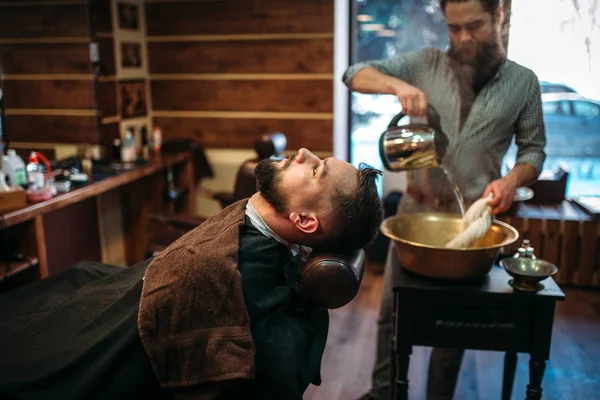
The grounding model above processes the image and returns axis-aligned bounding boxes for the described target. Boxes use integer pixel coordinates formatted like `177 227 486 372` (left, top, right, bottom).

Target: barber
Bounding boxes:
343 0 546 399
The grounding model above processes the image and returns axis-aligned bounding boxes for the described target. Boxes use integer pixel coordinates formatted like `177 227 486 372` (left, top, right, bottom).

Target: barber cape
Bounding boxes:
138 200 255 397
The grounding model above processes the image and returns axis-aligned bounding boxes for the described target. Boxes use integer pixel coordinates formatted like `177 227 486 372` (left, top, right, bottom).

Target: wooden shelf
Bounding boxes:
0 257 39 281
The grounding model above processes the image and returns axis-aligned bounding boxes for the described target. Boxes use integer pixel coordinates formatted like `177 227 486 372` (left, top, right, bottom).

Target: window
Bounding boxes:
542 101 559 115
347 0 600 197
572 101 600 118
503 0 600 196
348 0 448 194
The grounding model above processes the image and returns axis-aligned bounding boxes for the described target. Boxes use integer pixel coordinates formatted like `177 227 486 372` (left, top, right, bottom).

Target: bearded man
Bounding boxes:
0 148 384 400
343 0 547 399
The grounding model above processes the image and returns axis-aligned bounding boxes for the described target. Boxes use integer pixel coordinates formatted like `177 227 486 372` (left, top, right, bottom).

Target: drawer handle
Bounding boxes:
435 320 515 330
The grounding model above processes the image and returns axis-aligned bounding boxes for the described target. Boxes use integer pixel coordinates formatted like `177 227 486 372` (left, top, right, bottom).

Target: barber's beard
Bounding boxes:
254 159 288 214
448 34 505 92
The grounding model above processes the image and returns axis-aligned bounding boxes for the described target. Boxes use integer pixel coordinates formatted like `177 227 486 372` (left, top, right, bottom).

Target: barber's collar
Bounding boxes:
246 199 300 258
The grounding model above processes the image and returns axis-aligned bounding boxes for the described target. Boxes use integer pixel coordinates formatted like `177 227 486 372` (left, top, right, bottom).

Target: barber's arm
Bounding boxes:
342 49 432 116
484 79 547 215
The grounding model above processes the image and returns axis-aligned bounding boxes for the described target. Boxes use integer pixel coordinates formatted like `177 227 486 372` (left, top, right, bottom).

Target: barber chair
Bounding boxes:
301 249 366 309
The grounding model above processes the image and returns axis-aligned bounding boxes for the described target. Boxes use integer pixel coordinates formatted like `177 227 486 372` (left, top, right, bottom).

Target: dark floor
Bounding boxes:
305 264 600 400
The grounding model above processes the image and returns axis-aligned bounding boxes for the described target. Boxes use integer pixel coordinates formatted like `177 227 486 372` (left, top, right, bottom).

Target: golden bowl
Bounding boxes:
380 213 519 280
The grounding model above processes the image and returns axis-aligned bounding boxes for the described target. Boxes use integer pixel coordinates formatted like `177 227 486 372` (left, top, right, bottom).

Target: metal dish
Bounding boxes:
380 213 519 281
499 257 558 292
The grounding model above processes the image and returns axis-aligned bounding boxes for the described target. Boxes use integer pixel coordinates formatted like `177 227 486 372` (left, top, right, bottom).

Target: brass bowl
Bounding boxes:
380 213 519 280
499 258 558 292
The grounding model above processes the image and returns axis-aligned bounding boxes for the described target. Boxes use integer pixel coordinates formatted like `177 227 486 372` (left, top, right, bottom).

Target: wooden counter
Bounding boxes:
4 152 192 227
0 152 194 289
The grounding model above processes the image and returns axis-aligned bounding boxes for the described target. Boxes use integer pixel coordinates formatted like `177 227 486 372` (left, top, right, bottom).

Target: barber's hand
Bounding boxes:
482 178 517 215
395 81 427 117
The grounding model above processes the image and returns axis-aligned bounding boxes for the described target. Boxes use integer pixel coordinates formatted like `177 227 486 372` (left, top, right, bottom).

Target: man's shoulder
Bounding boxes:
504 58 539 82
154 199 249 263
405 46 445 62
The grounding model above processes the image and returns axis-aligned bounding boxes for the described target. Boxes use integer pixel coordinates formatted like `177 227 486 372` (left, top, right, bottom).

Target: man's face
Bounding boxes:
255 148 358 224
445 0 502 67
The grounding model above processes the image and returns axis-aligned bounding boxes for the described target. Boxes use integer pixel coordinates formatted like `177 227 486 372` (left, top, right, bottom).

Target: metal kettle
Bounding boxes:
379 105 449 171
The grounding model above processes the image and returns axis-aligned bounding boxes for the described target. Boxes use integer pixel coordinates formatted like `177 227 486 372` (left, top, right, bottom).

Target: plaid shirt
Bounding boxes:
343 47 546 205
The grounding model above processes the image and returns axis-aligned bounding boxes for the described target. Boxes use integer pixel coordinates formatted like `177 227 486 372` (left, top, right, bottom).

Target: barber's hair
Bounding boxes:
323 163 384 255
440 0 501 15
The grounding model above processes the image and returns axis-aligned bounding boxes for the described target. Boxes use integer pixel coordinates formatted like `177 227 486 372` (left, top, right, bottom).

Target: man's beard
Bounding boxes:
448 33 505 93
254 159 288 214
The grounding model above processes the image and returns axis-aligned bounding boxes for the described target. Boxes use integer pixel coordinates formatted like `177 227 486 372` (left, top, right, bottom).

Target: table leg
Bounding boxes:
502 352 517 400
395 349 411 400
525 359 546 400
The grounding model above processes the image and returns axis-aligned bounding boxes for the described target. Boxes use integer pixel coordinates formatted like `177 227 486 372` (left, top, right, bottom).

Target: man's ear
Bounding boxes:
289 212 319 234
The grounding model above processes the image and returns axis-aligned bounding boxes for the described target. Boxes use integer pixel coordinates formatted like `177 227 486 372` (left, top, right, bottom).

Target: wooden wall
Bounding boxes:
0 0 101 156
145 0 335 151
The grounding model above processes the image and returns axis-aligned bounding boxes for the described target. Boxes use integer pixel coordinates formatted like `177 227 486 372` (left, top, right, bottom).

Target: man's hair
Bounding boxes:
440 0 500 15
322 163 384 255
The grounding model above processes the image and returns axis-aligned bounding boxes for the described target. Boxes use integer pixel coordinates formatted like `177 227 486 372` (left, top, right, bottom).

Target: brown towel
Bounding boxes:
138 199 255 398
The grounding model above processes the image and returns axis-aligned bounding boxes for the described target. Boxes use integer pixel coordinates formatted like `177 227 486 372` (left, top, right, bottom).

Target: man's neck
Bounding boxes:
248 193 290 241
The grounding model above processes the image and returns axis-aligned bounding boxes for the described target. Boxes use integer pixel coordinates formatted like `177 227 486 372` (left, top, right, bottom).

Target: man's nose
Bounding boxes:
296 148 319 163
459 29 473 44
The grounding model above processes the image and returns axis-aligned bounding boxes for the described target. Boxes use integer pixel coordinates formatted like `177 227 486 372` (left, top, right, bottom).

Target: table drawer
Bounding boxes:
397 295 533 352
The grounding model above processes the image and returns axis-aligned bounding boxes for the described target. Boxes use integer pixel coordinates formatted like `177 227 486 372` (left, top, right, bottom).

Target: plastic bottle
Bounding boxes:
0 171 10 191
152 126 162 153
2 149 27 187
121 130 136 162
26 152 48 190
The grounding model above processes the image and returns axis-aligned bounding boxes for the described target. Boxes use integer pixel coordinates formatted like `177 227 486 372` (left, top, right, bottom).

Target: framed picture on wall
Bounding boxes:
121 42 142 68
117 2 139 30
119 79 147 119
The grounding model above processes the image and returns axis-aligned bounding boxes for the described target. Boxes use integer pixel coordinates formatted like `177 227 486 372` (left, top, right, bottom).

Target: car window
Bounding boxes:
542 101 571 115
572 101 600 118
559 101 571 115
542 101 559 114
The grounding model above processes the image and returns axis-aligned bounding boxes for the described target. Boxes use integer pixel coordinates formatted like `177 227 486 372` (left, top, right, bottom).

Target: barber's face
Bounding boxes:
255 148 358 217
445 0 502 66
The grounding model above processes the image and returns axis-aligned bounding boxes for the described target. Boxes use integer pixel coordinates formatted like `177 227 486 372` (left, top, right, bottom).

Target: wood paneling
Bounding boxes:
95 80 118 117
5 115 99 143
151 80 333 113
96 37 116 76
146 0 333 36
148 39 333 74
15 148 56 162
99 121 120 154
0 43 91 74
89 0 113 34
146 0 335 151
3 80 94 109
153 116 332 150
0 4 89 38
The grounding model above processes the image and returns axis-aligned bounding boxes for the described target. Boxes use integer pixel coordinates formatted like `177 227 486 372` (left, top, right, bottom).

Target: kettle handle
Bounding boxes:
387 105 442 130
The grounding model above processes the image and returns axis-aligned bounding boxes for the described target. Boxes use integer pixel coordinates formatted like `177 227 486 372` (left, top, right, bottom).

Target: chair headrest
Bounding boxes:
254 132 287 159
300 249 366 309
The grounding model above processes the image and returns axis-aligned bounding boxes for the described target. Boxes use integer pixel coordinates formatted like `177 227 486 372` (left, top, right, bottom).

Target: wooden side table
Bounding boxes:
390 252 565 400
